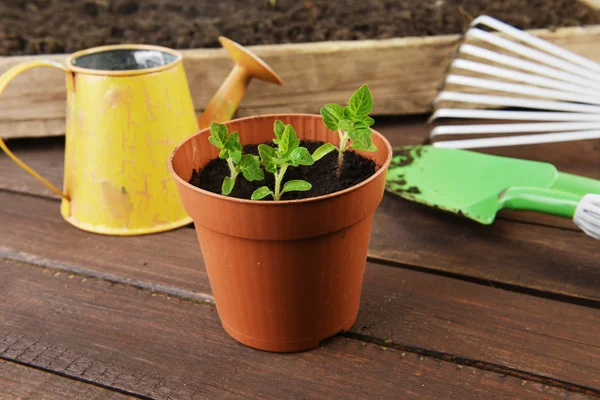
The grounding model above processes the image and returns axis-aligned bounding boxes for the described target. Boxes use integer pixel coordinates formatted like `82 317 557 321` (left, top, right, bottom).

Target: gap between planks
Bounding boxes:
2 116 598 233
0 358 144 400
0 256 600 398
1 181 598 305
2 249 600 397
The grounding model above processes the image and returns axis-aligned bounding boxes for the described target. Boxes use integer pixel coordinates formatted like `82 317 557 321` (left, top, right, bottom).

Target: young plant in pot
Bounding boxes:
168 85 392 352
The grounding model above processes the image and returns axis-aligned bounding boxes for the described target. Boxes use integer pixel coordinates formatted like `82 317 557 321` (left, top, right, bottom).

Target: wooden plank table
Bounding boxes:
0 117 598 399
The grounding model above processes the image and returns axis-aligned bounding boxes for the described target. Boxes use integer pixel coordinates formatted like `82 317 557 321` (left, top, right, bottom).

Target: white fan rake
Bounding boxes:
428 15 600 149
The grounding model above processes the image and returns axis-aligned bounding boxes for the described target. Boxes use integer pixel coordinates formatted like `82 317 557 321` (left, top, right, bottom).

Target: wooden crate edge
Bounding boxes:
1 24 600 139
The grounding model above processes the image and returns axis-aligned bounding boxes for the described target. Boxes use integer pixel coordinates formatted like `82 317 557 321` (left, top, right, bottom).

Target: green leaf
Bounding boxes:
320 104 345 130
281 180 312 194
312 143 336 161
251 186 274 200
230 150 242 164
288 147 314 167
221 176 235 196
208 122 228 149
355 128 372 147
224 131 242 150
343 106 353 120
258 144 278 173
274 120 285 144
349 141 377 152
361 116 375 126
348 84 373 118
338 119 353 133
238 155 264 181
218 149 228 160
353 121 370 130
278 124 300 157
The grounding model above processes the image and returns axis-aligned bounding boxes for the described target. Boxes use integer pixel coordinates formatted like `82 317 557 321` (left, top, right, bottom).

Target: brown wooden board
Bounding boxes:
1 191 600 391
0 190 211 300
0 360 133 399
369 194 599 300
0 258 593 400
1 165 597 303
2 117 597 232
0 137 64 199
1 25 600 139
355 261 600 393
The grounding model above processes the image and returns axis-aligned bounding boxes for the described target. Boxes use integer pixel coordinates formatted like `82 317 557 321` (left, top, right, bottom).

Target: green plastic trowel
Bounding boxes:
385 145 600 240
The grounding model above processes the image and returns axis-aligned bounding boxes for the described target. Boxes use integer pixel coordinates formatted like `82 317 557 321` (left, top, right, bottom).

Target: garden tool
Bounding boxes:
0 37 283 236
385 145 600 240
429 15 600 149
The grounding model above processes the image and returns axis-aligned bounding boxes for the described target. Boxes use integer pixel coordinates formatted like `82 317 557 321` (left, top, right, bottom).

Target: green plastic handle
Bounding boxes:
552 172 600 196
498 187 582 218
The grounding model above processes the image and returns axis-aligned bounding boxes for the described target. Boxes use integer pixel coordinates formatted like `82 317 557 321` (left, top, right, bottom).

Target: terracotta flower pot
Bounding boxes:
168 114 392 352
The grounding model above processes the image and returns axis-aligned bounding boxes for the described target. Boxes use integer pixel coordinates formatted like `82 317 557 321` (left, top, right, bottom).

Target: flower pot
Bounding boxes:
168 114 392 352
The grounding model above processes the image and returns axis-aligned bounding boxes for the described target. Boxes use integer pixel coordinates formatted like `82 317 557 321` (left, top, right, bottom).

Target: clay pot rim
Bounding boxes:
168 113 393 206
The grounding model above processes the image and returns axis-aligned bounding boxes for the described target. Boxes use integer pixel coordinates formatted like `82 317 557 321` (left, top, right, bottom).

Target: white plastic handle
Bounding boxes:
574 194 600 240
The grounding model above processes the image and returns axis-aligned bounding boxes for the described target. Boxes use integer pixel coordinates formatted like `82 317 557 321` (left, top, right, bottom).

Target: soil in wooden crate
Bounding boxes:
189 140 377 201
2 0 599 56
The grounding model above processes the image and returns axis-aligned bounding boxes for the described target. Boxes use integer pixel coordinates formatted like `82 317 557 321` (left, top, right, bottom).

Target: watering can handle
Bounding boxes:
499 187 600 240
0 60 69 201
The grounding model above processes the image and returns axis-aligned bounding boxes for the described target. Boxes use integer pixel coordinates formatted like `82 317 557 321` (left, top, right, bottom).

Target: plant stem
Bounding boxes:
226 158 238 180
337 130 349 178
274 163 288 201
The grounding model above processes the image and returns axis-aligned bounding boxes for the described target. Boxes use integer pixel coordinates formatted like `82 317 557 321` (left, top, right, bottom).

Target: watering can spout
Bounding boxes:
197 36 284 130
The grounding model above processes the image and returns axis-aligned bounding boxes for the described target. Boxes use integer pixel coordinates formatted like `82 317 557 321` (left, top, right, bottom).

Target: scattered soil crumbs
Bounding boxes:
189 140 377 201
2 0 599 55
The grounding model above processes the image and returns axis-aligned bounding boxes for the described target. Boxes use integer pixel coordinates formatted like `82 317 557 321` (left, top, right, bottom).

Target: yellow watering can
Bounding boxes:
0 37 283 235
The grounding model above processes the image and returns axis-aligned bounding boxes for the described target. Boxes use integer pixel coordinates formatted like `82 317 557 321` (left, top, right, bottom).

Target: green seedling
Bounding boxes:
316 84 377 177
252 121 314 201
208 122 264 196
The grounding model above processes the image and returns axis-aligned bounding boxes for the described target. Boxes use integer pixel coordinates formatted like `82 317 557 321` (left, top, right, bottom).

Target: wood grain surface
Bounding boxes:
2 117 598 233
1 190 599 392
1 116 598 398
0 360 134 400
1 25 600 138
0 259 593 400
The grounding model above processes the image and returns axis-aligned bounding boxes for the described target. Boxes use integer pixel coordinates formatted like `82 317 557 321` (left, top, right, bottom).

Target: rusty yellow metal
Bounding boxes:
0 39 283 236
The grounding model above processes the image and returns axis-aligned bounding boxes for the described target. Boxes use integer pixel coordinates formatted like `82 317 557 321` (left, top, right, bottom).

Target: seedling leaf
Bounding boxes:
355 128 373 147
274 120 285 144
238 154 264 181
252 186 274 200
350 141 377 152
225 131 242 149
343 106 353 120
208 122 228 149
362 116 375 126
222 177 235 195
282 180 311 194
348 84 373 117
278 124 300 157
230 150 242 164
288 147 314 167
317 84 377 178
338 119 353 133
258 144 278 173
312 143 336 161
320 104 345 130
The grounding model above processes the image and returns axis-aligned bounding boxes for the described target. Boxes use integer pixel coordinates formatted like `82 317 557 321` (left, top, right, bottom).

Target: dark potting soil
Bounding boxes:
189 140 377 201
2 0 599 56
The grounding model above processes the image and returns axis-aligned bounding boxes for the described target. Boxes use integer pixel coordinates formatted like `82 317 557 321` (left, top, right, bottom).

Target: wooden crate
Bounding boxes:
1 24 600 139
